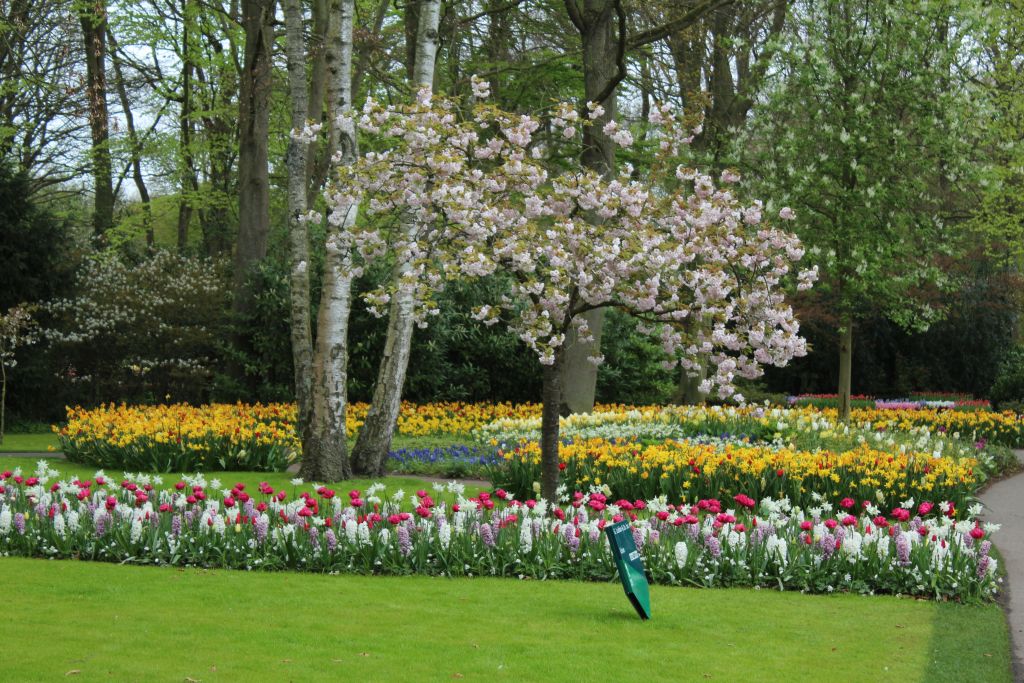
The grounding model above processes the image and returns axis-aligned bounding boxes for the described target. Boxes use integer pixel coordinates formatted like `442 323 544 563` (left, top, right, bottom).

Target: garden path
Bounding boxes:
981 449 1024 681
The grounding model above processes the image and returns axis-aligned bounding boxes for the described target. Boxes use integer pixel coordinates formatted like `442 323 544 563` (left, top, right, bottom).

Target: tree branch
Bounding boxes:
627 0 734 51
563 0 584 33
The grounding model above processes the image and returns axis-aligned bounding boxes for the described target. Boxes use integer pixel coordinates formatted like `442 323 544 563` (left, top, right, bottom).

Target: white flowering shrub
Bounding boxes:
41 251 228 404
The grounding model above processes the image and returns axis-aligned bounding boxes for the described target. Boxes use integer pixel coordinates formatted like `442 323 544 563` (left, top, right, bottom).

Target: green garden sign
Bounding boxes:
605 520 651 620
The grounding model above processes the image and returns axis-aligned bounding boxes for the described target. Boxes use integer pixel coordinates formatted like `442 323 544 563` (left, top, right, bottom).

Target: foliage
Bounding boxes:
40 251 228 406
739 0 978 332
0 164 80 311
0 306 38 443
990 346 1024 411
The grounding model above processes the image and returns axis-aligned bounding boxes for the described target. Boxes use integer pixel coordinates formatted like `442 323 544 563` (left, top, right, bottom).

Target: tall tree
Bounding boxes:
300 0 361 481
558 0 730 413
232 0 275 355
740 0 975 420
350 0 442 475
0 0 87 192
284 0 313 452
107 26 154 247
79 0 115 236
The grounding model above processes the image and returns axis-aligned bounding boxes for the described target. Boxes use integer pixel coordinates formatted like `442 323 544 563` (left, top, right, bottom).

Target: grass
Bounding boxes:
0 432 59 452
0 557 1010 682
0 456 488 498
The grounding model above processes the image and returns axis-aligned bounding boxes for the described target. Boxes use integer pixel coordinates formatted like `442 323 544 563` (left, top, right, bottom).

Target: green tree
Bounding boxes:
740 0 977 420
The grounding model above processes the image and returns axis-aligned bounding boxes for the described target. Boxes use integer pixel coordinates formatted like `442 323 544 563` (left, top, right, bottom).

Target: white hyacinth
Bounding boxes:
674 541 688 569
357 521 371 546
519 520 532 553
0 507 11 536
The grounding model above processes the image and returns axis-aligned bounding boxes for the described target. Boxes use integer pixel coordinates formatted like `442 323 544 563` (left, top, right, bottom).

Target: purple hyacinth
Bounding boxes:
171 514 182 538
589 528 601 543
895 533 911 566
397 524 413 556
243 499 255 518
34 502 45 518
480 523 496 548
14 513 25 535
325 528 338 552
255 516 269 544
686 521 700 541
648 529 660 545
563 523 580 554
704 533 722 558
94 513 108 536
977 540 992 579
819 532 836 561
309 526 320 551
632 526 645 551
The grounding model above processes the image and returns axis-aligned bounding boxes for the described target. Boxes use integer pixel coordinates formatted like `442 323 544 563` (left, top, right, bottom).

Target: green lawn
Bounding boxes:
0 557 1010 682
0 432 59 452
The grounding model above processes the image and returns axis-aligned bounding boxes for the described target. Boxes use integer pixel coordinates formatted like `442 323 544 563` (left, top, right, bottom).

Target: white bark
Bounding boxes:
351 0 441 475
301 0 358 482
412 0 442 90
284 0 313 442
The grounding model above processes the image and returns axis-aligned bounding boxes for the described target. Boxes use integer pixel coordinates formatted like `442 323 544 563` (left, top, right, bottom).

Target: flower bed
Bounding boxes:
58 403 300 472
0 462 1000 601
492 438 981 512
56 402 1023 477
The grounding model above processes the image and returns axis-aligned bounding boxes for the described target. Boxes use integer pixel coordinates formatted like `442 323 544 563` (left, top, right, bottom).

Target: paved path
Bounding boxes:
981 449 1024 680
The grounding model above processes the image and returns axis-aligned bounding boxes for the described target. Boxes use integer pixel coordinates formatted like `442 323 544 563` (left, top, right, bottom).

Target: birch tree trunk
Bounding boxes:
350 0 441 476
284 0 313 448
301 0 359 482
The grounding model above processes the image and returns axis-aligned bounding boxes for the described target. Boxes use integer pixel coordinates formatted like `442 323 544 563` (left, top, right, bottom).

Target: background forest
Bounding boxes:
2 0 1023 424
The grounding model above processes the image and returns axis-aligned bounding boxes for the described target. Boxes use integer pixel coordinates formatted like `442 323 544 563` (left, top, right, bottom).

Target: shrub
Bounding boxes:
41 251 228 406
990 346 1024 411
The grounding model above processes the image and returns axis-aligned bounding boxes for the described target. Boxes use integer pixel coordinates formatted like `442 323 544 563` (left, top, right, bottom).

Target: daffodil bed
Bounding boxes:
481 406 1019 511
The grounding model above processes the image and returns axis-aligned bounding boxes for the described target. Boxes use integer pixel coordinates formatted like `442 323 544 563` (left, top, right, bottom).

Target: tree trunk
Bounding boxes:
231 0 275 378
300 0 359 482
79 0 115 237
303 201 356 483
350 0 441 475
559 0 619 414
107 28 153 248
177 0 197 253
284 0 314 448
673 359 707 405
540 354 564 502
838 319 853 422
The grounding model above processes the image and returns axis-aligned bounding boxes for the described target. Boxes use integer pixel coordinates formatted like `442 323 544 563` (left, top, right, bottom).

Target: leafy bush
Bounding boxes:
990 346 1024 410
